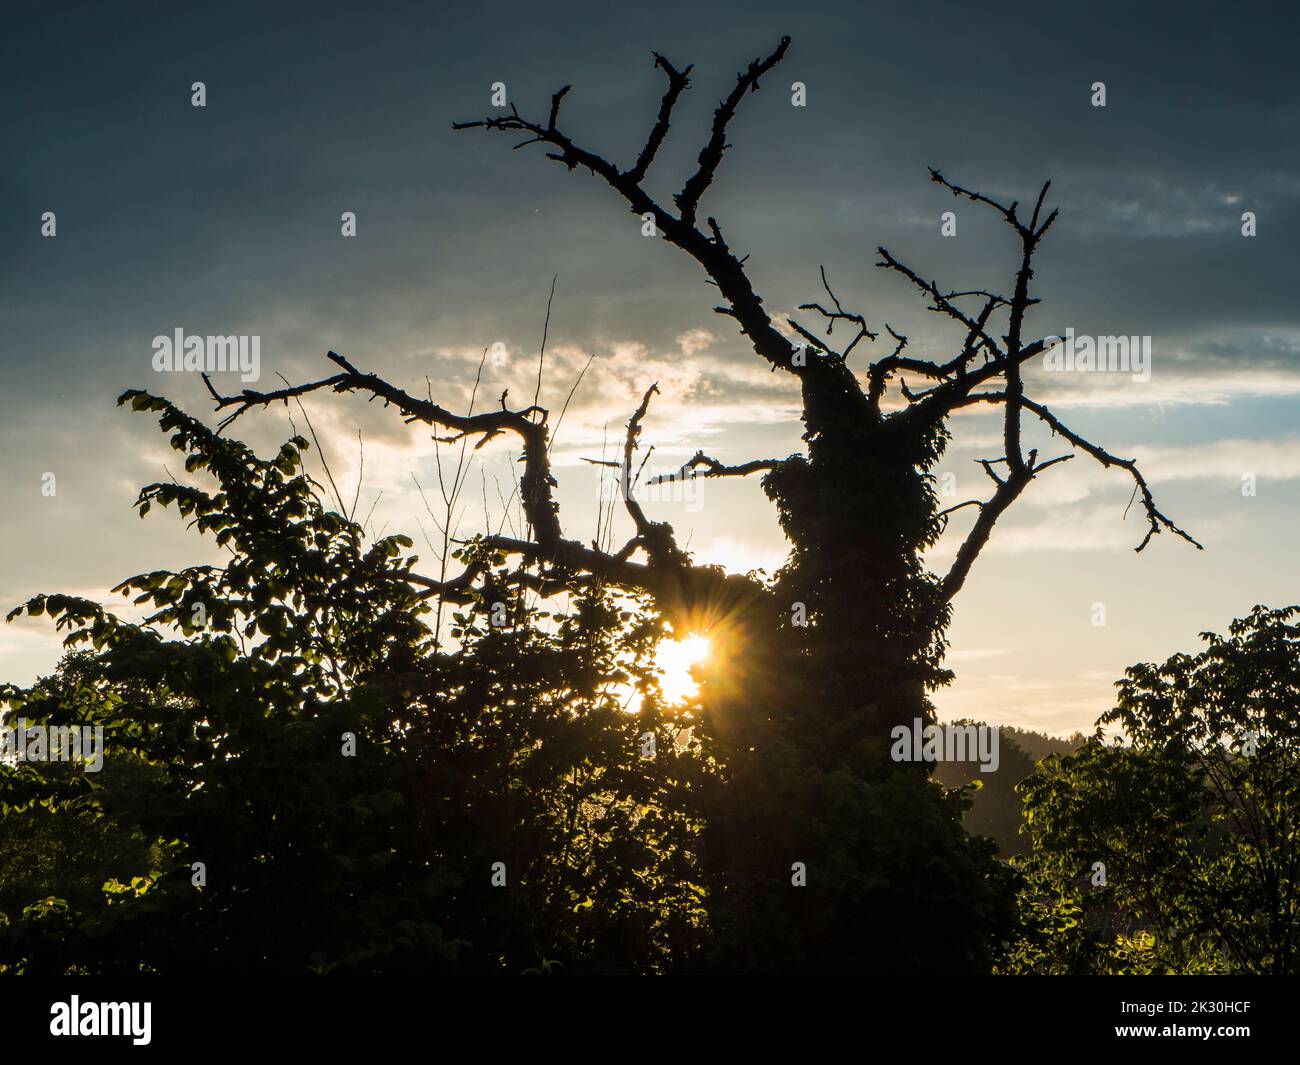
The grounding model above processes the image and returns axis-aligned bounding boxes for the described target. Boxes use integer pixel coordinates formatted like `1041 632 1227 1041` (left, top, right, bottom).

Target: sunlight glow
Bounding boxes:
656 634 712 705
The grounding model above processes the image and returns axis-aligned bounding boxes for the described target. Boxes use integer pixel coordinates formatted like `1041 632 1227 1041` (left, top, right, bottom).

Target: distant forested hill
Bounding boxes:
933 724 1087 858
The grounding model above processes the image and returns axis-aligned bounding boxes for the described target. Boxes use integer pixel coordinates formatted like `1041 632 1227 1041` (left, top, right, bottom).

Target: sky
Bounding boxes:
2 0 1299 735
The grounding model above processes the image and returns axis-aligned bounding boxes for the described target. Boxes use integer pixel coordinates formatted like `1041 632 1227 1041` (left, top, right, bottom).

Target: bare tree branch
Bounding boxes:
950 391 1205 555
205 350 562 548
453 36 868 406
675 36 791 224
616 383 686 567
796 266 878 360
628 53 693 183
940 461 1034 600
646 450 782 485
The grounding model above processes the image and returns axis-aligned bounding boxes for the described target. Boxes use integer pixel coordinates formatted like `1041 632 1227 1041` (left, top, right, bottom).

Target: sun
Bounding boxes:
655 634 712 704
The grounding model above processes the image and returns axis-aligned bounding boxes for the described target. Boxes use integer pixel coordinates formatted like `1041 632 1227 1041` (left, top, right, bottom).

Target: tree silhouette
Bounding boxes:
4 37 1205 975
1007 606 1300 975
195 36 1198 971
206 36 1195 719
2 399 708 974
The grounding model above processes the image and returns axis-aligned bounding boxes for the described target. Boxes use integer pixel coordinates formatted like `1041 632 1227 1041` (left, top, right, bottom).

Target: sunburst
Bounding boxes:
655 633 712 704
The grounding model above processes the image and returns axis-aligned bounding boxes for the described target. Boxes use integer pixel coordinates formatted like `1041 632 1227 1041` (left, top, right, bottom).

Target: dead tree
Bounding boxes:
204 37 1198 751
